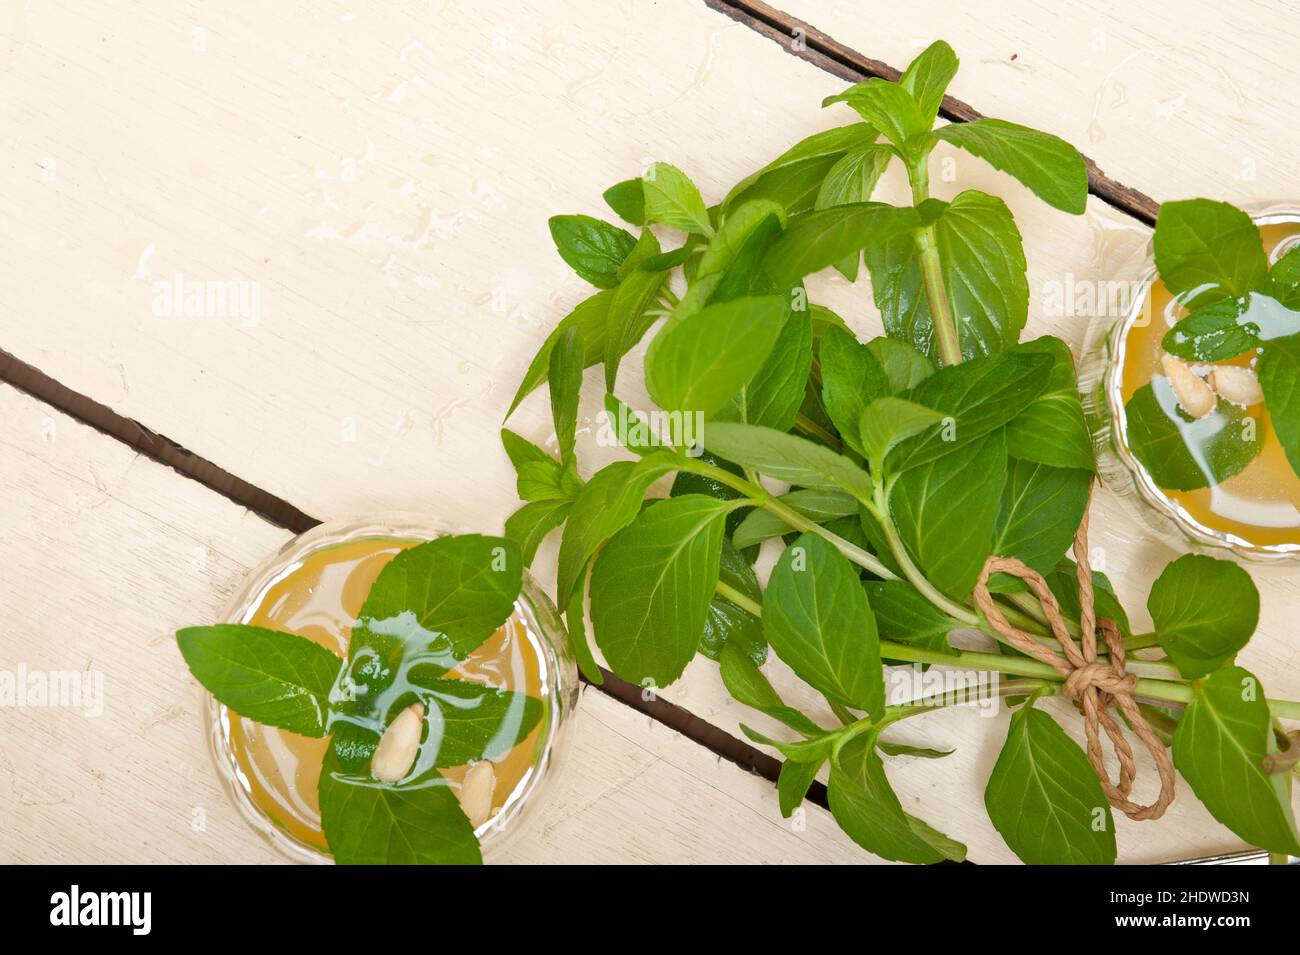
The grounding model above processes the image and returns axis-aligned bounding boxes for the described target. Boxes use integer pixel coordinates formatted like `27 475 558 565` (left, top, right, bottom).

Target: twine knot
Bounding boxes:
972 483 1176 822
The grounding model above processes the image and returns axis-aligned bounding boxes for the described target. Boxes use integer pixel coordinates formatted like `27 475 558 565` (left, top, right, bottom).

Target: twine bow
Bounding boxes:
972 482 1176 821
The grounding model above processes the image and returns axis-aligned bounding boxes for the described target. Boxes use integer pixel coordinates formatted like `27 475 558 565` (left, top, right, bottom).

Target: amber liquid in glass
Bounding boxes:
227 536 546 853
1120 223 1300 546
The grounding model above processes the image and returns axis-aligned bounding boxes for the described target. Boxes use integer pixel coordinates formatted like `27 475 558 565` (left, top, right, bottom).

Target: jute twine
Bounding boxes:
972 482 1176 821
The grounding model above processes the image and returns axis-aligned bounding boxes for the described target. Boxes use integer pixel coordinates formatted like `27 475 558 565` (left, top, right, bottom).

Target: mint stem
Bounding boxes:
907 153 963 367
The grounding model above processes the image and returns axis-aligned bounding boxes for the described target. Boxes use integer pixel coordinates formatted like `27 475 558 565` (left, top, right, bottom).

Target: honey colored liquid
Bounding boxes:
1121 223 1300 546
227 536 546 853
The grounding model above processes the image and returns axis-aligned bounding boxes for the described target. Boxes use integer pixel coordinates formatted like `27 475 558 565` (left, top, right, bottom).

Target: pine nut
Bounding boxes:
371 702 424 782
1161 354 1216 418
460 759 496 827
1208 365 1264 407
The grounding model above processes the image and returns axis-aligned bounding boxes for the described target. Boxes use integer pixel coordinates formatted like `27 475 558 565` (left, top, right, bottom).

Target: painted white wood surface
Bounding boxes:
0 384 867 864
0 0 1295 863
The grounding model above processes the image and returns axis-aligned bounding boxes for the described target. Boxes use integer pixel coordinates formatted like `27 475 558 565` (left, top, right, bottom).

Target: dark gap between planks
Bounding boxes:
706 0 1160 225
0 346 827 812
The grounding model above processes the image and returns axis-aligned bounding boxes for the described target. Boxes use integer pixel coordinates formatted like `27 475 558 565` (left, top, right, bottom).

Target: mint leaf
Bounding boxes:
1267 244 1300 308
890 430 1008 599
547 215 637 288
1258 331 1300 479
602 268 667 392
555 453 679 608
500 429 566 502
819 324 891 455
829 736 966 863
859 396 945 475
934 119 1087 214
1148 554 1259 679
176 625 342 737
603 179 645 225
548 324 584 463
990 459 1091 576
718 640 823 737
899 40 959 124
641 162 713 236
700 539 766 666
504 498 570 566
1004 336 1094 470
1124 380 1260 491
778 758 823 819
824 79 928 147
564 573 605 686
704 422 874 500
616 228 663 279
318 752 480 865
589 495 731 686
403 676 544 767
864 190 1028 361
866 336 936 393
1162 299 1259 362
764 532 884 712
644 295 788 416
1154 199 1267 302
732 487 858 549
863 580 960 650
506 289 612 418
723 304 812 431
764 203 920 286
814 146 892 211
723 124 878 215
697 200 786 279
984 703 1116 864
1173 667 1300 855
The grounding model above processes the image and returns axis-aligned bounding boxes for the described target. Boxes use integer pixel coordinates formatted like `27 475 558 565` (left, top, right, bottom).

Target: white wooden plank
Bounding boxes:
0 383 866 864
771 0 1299 206
0 0 1296 863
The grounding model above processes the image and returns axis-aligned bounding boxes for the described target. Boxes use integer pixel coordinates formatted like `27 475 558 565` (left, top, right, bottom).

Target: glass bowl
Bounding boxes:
1079 201 1300 560
201 513 579 863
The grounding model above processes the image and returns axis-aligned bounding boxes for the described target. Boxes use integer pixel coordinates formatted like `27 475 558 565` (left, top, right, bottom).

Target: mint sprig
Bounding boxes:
177 534 541 865
502 39 1300 864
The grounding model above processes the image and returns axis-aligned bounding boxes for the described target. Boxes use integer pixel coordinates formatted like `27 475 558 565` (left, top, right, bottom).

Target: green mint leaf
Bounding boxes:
603 178 645 225
890 430 1008 599
829 736 966 863
616 228 663 280
1004 336 1095 470
353 535 523 671
899 40 959 124
1162 299 1259 362
984 703 1117 864
823 79 929 147
859 396 945 475
815 145 893 210
866 336 936 393
176 624 342 737
697 200 786 280
644 295 789 416
589 495 732 687
1148 554 1259 679
764 203 920 286
506 289 612 419
933 119 1087 214
1267 244 1300 308
719 640 823 737
877 741 954 759
819 324 891 455
400 676 543 767
732 487 858 549
887 350 1052 472
700 539 767 666
318 752 480 865
864 190 1028 361
602 393 666 455
641 162 713 236
721 304 813 432
1173 666 1300 855
555 453 680 608
548 324 584 463
670 451 750 540
1258 331 1300 479
863 580 961 650
602 268 667 392
564 573 605 686
1154 199 1267 302
703 422 875 500
1124 380 1260 491
500 429 566 502
990 459 1092 576
723 124 878 215
547 214 637 289
778 758 824 818
764 532 884 712
504 498 571 566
